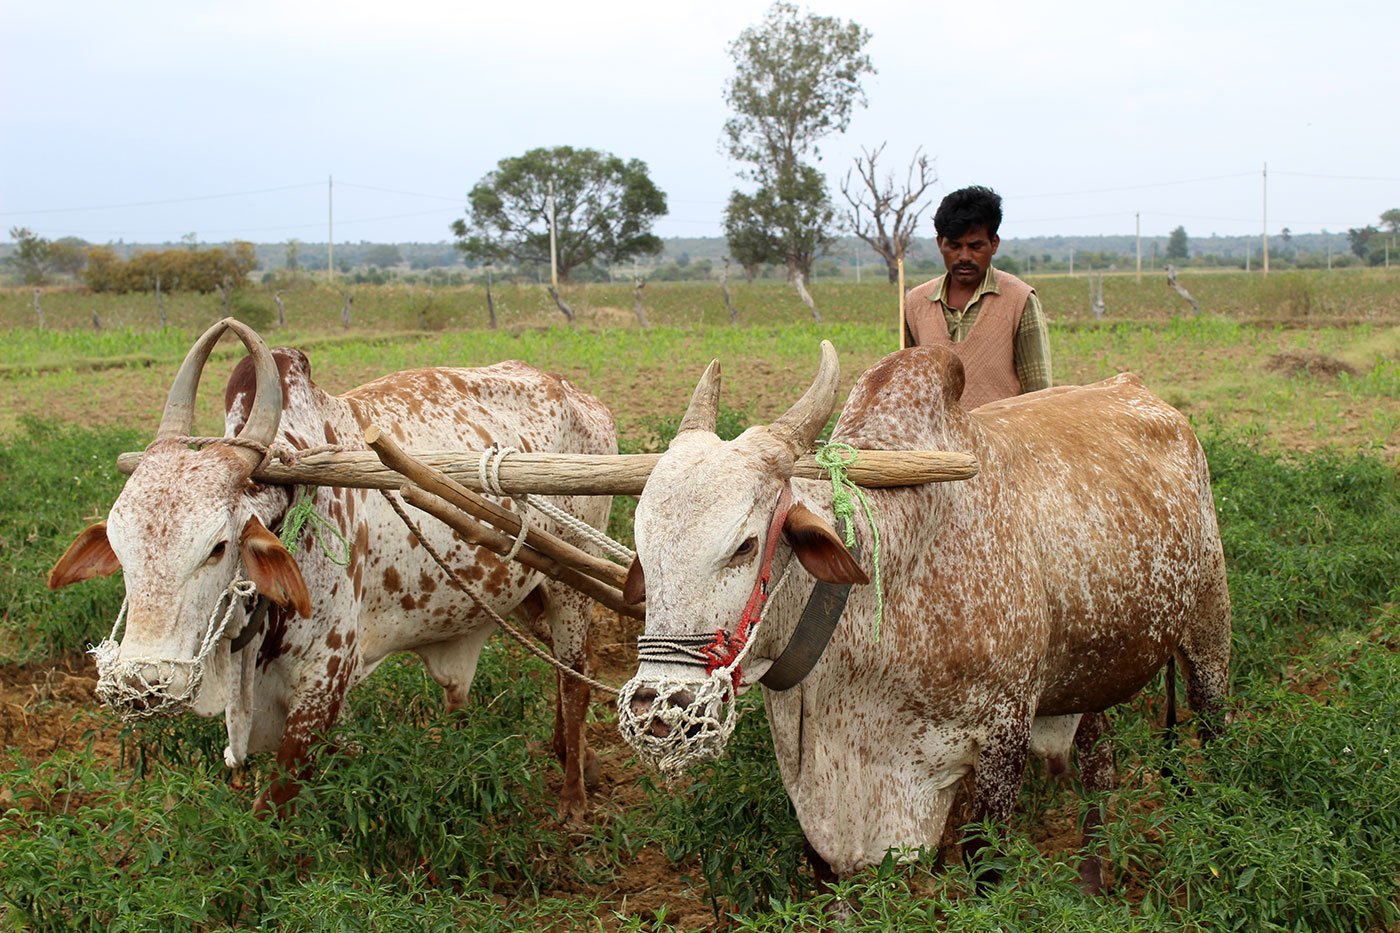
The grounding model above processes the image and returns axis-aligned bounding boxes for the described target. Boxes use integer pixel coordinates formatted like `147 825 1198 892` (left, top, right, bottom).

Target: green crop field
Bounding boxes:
1 277 1398 930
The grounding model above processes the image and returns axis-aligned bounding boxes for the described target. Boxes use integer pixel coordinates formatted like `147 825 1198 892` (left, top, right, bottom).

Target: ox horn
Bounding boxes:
155 317 282 475
671 358 722 444
767 340 840 461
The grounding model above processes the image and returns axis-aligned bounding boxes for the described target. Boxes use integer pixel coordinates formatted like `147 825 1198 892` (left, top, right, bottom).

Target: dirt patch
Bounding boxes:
1265 350 1360 379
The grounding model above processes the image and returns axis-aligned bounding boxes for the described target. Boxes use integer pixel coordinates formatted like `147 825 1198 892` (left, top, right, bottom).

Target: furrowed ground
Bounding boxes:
1 271 1398 930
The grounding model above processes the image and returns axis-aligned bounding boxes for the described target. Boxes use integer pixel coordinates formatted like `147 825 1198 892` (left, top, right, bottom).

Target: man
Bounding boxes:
904 186 1052 409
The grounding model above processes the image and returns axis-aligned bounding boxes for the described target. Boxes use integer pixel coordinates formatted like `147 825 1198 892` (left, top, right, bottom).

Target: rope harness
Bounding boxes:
91 578 256 720
617 484 801 775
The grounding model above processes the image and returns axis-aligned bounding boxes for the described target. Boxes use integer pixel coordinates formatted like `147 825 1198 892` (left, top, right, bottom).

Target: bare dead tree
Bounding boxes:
840 143 936 284
484 267 498 330
273 291 286 328
721 258 740 325
793 272 821 324
155 275 167 328
1165 265 1202 316
632 277 650 328
33 288 43 331
546 285 577 327
340 291 353 329
217 277 232 317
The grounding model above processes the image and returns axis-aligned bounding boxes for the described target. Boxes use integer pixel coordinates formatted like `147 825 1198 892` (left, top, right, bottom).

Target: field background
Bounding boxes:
1 270 1398 930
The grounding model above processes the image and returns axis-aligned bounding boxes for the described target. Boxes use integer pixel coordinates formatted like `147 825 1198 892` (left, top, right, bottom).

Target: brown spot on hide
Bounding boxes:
417 571 437 594
401 594 417 611
323 420 339 444
325 630 342 650
383 566 402 593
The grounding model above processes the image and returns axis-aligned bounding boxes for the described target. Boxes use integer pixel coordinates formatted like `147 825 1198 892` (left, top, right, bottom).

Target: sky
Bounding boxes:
2 0 1397 247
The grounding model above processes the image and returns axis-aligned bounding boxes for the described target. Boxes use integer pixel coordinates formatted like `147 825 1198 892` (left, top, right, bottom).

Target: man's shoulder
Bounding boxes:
906 274 945 303
992 268 1035 301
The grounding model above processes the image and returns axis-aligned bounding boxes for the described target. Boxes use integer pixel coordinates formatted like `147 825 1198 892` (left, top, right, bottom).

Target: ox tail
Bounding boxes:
1161 654 1179 786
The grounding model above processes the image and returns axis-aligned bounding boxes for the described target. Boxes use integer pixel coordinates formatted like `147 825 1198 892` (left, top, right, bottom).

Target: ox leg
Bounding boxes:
253 675 351 816
523 582 595 824
1073 711 1115 895
964 710 1033 889
1180 549 1232 743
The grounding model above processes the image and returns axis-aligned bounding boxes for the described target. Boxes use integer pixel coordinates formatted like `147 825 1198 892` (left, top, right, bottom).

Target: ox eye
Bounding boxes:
206 541 227 565
727 536 758 566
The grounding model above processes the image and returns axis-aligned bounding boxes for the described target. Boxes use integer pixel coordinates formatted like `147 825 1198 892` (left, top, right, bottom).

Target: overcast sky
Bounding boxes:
2 0 1397 246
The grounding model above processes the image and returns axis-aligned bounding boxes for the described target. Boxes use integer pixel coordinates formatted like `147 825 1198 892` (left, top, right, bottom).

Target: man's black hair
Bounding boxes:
933 186 1003 240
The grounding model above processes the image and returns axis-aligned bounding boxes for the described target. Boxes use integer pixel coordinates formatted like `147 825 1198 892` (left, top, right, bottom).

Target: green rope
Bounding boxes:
278 486 351 566
813 441 884 640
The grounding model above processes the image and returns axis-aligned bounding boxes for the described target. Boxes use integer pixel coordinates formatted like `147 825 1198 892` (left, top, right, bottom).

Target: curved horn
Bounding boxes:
767 340 840 461
671 358 722 444
156 318 282 474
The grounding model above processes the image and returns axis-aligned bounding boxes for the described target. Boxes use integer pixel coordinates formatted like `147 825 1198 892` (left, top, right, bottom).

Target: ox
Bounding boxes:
49 319 615 819
621 341 1230 888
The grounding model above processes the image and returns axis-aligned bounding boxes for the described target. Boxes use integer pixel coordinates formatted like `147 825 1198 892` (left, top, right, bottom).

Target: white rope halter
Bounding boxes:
616 558 795 775
90 577 256 721
477 444 635 563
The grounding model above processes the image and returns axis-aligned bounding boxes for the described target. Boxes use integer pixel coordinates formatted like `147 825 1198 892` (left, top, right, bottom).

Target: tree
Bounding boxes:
840 143 935 283
1166 225 1189 260
4 228 52 284
364 244 403 268
451 146 667 283
724 162 836 281
1380 208 1400 234
284 239 301 272
723 3 874 278
1347 225 1377 259
47 237 89 277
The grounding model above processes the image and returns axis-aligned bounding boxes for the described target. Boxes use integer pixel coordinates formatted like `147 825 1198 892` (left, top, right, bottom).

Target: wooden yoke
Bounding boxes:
365 425 642 620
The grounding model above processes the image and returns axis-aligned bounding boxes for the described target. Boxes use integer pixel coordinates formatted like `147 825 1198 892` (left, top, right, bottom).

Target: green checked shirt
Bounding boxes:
922 266 1053 393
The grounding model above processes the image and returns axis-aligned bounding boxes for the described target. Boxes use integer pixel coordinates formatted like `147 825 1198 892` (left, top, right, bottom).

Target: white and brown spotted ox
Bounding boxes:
49 319 615 820
622 341 1230 888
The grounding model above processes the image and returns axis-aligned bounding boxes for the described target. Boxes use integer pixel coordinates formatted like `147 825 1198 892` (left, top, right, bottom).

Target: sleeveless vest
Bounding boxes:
904 269 1034 409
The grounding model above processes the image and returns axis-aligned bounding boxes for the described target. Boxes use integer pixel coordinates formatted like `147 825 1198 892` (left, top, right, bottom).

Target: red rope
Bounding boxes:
701 484 793 688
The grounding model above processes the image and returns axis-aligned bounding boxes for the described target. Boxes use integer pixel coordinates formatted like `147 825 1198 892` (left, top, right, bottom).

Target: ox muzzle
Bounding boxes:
91 578 256 721
617 668 740 776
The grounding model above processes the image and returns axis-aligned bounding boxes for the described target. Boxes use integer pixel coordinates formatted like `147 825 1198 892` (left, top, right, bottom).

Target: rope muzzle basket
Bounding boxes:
90 577 257 721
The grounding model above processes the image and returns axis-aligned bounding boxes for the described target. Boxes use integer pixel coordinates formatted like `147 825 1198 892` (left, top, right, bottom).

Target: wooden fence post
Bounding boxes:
721 259 739 325
1165 265 1202 316
793 272 821 324
33 288 43 331
632 277 650 328
546 285 577 327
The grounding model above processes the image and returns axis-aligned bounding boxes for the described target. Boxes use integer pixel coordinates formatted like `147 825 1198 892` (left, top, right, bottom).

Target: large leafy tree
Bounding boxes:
452 146 667 282
724 163 835 281
5 227 51 284
1167 225 1189 260
722 3 874 279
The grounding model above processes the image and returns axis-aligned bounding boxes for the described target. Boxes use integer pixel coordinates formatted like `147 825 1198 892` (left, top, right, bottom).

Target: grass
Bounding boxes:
2 303 1398 929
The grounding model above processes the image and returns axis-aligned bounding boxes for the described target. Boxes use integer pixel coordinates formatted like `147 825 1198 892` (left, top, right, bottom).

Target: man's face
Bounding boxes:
937 226 999 288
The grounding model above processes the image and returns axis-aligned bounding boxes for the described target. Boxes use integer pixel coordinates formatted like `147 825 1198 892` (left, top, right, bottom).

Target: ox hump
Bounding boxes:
225 347 311 429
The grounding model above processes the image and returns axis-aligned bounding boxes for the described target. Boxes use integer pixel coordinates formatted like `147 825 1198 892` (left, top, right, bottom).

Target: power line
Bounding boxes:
1273 171 1400 183
0 182 324 216
1009 171 1256 200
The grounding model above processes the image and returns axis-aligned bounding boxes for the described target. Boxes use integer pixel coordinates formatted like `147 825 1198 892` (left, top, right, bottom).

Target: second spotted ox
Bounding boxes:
50 320 615 818
622 342 1230 886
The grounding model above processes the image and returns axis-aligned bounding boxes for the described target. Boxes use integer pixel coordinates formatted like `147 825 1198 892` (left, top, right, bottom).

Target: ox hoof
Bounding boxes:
1078 857 1106 896
583 748 602 791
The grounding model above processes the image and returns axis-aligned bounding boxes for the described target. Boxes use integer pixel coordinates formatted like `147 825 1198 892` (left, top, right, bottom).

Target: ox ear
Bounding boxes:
48 521 121 589
239 516 312 617
783 503 870 586
623 557 646 606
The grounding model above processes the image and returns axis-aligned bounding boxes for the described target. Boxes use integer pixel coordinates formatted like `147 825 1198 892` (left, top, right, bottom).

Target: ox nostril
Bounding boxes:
629 687 659 724
669 689 696 709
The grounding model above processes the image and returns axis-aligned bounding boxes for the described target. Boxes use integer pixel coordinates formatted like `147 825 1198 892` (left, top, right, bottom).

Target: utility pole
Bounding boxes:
328 175 334 283
1262 162 1269 277
547 179 559 290
1069 247 1074 276
1135 213 1142 283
